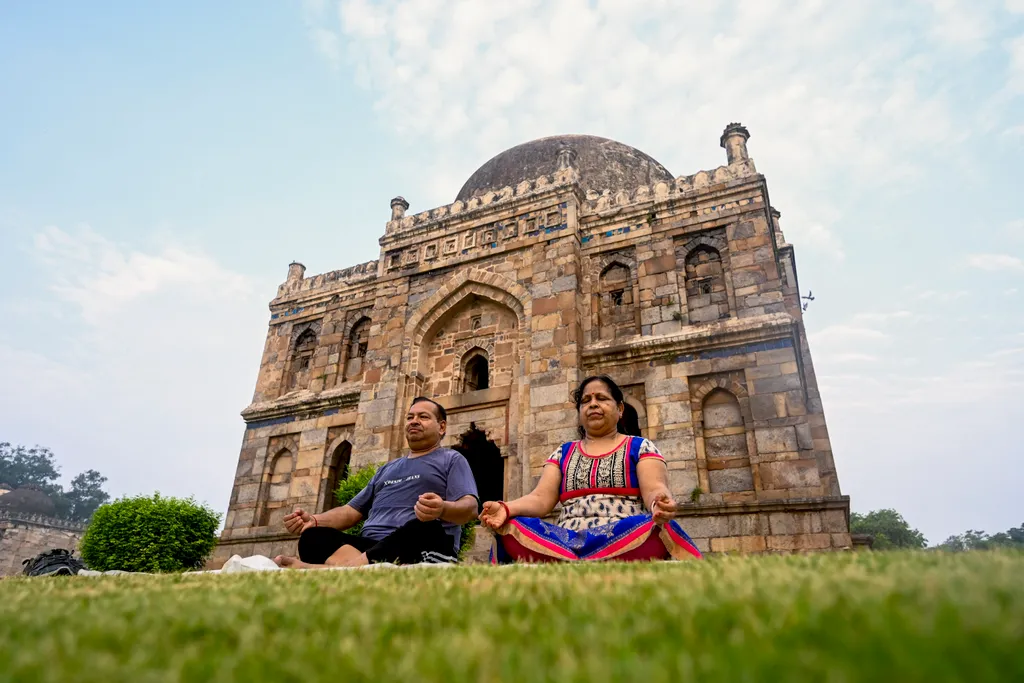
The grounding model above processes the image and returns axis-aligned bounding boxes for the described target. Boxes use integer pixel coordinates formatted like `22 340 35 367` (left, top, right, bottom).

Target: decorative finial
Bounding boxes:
287 261 306 282
390 196 410 221
720 123 751 165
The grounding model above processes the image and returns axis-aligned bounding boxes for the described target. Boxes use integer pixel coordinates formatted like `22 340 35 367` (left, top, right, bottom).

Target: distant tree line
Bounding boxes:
851 508 1023 552
0 442 110 522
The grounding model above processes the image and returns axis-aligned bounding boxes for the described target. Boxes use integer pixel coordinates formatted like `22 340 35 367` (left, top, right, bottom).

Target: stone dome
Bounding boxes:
456 135 674 201
0 487 57 516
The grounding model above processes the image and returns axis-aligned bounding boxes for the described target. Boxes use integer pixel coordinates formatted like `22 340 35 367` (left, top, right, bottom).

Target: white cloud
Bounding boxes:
966 253 1024 271
0 227 269 514
1008 35 1024 92
1008 0 1024 13
33 226 252 325
321 2 966 179
1005 288 1019 295
309 27 342 70
925 0 995 51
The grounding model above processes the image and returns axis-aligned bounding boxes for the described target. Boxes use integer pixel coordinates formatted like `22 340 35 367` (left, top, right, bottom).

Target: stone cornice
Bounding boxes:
241 387 361 424
582 313 796 366
676 495 849 517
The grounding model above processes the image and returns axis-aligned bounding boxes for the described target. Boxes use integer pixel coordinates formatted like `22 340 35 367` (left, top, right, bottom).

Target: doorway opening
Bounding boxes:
452 423 504 504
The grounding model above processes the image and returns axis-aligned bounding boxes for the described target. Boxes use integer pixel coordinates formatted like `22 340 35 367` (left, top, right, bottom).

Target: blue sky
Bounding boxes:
1 0 1021 545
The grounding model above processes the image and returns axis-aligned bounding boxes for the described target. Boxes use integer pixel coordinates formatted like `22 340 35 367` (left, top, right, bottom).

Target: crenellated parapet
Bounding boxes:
275 260 379 300
0 510 87 532
580 159 758 216
384 167 581 238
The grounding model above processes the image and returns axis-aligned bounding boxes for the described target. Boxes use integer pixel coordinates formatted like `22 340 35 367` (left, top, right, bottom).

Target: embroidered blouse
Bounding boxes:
543 436 665 532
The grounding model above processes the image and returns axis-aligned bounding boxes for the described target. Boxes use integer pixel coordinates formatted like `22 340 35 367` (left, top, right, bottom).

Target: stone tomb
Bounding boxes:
212 125 850 566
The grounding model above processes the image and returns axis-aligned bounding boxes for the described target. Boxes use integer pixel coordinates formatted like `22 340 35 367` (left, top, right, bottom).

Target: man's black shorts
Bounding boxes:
298 519 459 565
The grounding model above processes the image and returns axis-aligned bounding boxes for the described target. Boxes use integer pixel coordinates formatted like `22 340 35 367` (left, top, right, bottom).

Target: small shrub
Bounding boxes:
336 462 477 559
79 493 221 572
335 463 379 537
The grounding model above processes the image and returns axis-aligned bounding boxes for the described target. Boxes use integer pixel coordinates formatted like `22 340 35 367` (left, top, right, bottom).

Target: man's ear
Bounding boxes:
438 419 447 438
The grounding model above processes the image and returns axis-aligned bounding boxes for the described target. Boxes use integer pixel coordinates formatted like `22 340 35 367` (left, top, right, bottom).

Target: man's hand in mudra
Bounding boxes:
478 501 509 529
283 508 316 535
414 492 445 522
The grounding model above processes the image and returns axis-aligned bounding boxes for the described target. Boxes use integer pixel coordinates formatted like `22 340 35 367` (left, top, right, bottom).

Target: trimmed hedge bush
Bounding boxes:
335 463 477 560
79 493 221 572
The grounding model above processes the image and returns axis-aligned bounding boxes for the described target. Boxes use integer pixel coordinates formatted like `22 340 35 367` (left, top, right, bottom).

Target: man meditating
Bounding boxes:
273 397 480 567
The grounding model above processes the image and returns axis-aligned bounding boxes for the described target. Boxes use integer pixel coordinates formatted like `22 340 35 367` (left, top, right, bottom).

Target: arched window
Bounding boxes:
684 246 730 323
461 348 490 392
597 262 636 341
287 329 317 390
321 441 351 512
344 317 371 381
259 449 294 526
702 389 753 493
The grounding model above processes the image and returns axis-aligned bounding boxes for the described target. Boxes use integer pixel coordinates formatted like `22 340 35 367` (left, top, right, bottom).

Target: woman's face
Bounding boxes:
578 380 623 438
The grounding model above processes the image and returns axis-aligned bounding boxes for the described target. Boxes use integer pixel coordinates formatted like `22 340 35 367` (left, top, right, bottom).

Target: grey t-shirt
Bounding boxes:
349 447 480 552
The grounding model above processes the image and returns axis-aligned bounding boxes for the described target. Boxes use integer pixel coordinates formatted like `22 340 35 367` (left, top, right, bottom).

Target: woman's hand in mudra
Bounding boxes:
650 492 678 525
478 501 509 529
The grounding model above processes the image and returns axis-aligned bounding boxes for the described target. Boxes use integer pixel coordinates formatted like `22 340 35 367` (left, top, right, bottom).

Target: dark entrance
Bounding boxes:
452 423 504 503
321 441 351 512
618 403 642 437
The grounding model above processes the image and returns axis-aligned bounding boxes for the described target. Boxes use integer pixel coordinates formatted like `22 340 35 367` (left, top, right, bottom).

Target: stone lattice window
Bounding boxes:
702 389 753 493
344 318 371 381
462 349 490 392
684 246 730 323
597 262 636 341
287 329 317 389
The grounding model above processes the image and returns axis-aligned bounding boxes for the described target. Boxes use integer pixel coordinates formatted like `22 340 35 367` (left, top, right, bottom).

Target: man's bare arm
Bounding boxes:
313 504 363 531
440 495 480 525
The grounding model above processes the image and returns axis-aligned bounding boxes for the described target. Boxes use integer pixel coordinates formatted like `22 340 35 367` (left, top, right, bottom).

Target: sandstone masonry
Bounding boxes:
213 124 850 565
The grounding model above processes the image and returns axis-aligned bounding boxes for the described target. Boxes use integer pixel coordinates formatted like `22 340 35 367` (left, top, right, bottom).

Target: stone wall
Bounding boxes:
0 512 85 576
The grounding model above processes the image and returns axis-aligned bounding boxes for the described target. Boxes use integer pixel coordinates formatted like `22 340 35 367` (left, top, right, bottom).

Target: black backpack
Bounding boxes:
21 548 87 577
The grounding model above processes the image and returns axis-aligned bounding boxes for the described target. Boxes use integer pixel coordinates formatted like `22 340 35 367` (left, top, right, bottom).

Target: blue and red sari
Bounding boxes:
491 436 702 563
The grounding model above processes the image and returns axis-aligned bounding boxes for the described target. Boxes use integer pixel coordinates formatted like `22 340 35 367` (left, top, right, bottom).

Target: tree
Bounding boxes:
64 470 110 521
0 442 109 522
939 524 1024 551
850 509 927 550
0 443 62 496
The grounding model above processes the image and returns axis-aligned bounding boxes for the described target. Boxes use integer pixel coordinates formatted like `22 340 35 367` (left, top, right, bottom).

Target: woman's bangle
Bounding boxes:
498 501 511 522
311 515 319 527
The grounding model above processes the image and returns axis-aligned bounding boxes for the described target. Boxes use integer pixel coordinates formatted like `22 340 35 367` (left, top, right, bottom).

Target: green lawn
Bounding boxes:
1 551 1021 683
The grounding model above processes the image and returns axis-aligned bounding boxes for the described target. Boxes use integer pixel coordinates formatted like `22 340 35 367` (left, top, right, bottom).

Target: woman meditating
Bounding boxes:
479 375 702 563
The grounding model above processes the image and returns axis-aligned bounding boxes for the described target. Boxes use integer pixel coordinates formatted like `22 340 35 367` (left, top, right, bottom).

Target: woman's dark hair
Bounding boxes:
573 375 630 438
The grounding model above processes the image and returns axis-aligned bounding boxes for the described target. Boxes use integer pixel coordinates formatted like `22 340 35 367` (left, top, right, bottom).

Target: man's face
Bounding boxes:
405 401 445 450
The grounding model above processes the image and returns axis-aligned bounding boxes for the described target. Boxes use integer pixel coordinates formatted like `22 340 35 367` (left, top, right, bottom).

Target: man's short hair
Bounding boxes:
409 396 447 422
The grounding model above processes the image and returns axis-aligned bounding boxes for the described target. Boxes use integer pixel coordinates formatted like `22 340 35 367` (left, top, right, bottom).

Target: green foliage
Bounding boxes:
79 493 221 572
335 462 476 559
0 442 109 522
1 552 1023 682
850 508 927 549
334 463 379 537
939 524 1024 551
0 442 62 495
689 486 703 503
63 470 110 521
